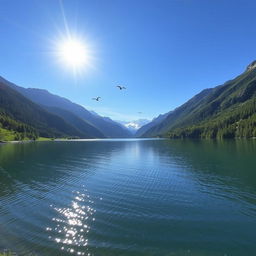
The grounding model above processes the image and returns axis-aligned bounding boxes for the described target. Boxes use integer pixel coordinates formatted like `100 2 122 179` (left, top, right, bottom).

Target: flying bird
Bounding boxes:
116 85 126 90
138 112 142 114
92 97 101 101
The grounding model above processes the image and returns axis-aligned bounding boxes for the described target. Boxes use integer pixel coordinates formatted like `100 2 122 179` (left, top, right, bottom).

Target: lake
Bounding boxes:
0 139 256 256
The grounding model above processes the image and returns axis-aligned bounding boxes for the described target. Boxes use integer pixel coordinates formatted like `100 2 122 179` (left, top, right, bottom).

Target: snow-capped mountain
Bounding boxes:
119 119 151 134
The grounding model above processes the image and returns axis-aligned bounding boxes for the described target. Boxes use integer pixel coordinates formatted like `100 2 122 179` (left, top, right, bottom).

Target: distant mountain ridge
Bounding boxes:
0 76 132 138
0 80 89 139
138 61 256 139
119 119 150 134
135 112 172 137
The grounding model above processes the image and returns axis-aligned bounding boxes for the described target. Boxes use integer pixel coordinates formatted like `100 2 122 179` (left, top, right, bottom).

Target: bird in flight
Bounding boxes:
116 85 126 90
138 112 142 114
92 97 101 101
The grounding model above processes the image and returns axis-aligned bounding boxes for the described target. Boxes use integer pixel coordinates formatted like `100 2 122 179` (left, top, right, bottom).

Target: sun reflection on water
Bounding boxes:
46 189 96 255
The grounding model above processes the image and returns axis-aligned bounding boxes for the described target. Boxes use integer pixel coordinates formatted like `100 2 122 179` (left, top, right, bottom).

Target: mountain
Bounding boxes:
135 113 171 137
43 106 104 138
120 119 150 134
1 77 132 138
138 88 213 137
99 116 132 137
0 80 91 140
138 61 256 139
87 111 132 137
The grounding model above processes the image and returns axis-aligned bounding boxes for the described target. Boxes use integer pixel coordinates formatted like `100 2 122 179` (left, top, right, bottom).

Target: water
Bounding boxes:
0 139 256 256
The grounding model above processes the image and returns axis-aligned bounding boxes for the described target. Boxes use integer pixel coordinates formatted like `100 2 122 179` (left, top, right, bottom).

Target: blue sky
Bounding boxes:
1 0 256 121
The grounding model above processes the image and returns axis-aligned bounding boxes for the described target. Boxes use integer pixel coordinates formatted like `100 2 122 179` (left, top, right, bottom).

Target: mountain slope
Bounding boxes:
89 112 132 138
139 61 256 139
0 81 88 139
43 106 105 138
1 77 132 138
100 116 132 138
139 88 213 137
135 112 171 137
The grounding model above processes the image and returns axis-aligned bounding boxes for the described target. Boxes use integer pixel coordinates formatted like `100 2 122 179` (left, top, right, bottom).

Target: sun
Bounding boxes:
57 38 90 70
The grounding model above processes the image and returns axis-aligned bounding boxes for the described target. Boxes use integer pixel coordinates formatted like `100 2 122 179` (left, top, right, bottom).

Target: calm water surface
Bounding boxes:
0 139 256 256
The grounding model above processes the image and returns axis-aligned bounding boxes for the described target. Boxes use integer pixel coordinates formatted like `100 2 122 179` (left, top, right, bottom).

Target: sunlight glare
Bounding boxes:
57 38 90 70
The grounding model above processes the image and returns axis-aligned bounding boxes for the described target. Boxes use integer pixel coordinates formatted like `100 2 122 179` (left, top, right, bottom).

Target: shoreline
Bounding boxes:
1 137 256 145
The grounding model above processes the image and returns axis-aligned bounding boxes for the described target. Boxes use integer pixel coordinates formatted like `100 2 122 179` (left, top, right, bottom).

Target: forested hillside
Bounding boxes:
1 77 131 138
0 81 94 140
139 61 256 139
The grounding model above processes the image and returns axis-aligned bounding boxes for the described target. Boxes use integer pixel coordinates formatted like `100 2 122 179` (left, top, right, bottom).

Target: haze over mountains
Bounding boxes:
1 61 256 141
